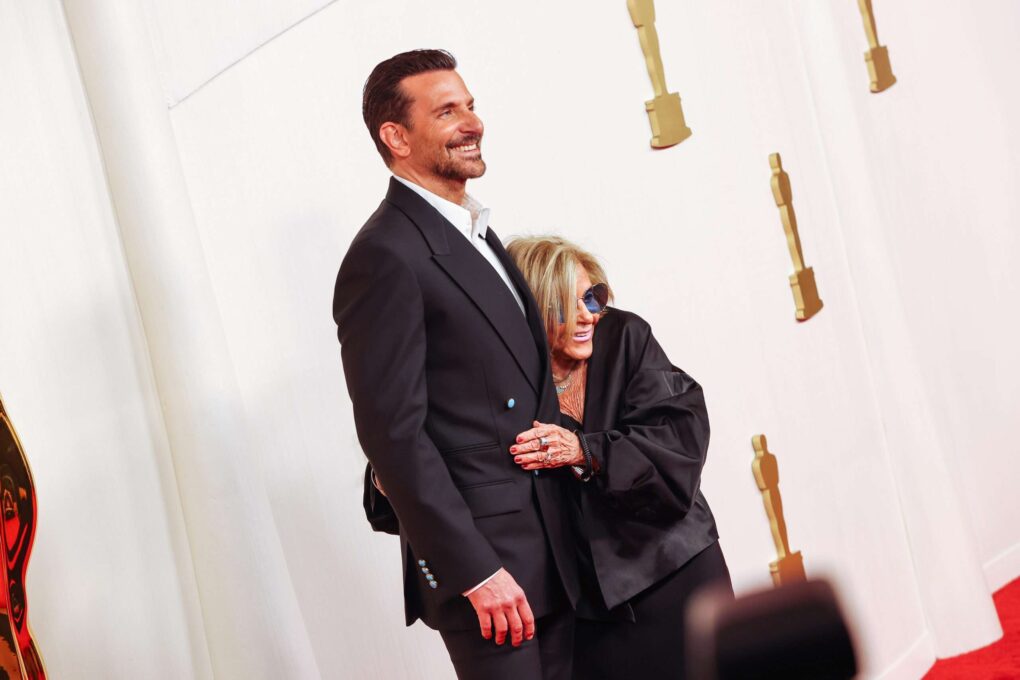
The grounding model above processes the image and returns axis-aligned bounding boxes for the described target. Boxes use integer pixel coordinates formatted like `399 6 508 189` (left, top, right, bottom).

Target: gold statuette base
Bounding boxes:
789 267 823 321
645 92 692 149
770 550 807 587
864 45 896 93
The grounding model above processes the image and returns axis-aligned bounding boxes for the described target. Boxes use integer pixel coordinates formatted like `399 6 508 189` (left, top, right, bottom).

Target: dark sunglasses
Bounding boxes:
558 283 609 322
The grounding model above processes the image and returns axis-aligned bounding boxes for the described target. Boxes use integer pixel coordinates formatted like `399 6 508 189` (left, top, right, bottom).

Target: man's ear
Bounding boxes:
380 122 411 161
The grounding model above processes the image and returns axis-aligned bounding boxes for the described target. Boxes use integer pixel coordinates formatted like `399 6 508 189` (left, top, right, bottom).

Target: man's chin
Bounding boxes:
435 158 486 181
465 160 487 179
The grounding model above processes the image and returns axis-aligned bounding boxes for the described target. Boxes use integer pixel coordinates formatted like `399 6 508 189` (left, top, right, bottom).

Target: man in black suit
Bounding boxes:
333 50 578 680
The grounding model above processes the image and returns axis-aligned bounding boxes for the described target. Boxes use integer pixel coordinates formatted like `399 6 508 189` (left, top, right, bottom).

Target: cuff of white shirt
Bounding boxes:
462 570 499 597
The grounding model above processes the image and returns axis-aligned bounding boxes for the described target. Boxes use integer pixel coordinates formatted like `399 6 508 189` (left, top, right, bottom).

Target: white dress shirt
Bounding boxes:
392 175 522 595
393 175 525 315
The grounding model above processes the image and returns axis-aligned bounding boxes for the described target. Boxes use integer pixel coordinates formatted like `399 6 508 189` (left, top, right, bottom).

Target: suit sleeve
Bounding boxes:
582 323 711 523
335 239 502 597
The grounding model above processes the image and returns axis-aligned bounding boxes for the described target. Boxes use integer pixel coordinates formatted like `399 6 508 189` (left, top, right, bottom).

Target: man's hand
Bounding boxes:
371 468 386 497
465 567 535 646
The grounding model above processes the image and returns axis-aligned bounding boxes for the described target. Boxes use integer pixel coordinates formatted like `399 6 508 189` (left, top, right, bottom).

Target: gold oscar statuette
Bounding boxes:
752 434 806 587
770 153 823 322
0 393 46 679
857 0 897 93
627 0 692 148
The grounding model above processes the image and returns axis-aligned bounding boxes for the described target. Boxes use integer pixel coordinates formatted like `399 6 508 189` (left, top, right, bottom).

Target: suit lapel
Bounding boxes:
385 179 542 394
485 229 558 417
433 233 542 393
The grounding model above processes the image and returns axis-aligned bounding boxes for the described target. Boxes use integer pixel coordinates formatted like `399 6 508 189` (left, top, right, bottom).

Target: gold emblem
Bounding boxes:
770 153 823 322
627 0 692 148
752 434 807 587
858 0 897 92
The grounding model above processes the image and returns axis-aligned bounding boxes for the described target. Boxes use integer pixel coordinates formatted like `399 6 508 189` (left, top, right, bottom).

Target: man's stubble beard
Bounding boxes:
434 157 486 182
432 140 487 182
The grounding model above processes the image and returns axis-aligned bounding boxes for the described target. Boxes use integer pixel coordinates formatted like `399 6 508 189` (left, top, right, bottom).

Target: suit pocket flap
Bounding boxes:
459 480 521 519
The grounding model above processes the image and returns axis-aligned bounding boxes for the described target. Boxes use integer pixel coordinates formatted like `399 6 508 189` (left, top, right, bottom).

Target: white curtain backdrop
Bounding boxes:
61 0 322 676
0 2 209 677
2 1 1018 678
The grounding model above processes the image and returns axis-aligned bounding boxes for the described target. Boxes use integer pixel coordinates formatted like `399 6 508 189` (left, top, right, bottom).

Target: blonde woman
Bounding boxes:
504 236 732 679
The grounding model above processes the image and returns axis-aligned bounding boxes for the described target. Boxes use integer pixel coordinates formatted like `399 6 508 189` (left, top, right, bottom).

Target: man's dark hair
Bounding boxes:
362 49 458 166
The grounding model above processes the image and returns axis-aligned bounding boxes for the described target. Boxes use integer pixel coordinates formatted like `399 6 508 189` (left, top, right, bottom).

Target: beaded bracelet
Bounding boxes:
571 430 595 482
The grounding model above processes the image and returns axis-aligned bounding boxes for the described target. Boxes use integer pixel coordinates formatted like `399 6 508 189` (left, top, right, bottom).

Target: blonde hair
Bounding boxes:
505 235 613 341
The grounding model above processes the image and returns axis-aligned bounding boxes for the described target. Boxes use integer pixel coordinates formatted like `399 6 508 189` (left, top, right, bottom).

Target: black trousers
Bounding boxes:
573 541 733 680
439 607 575 680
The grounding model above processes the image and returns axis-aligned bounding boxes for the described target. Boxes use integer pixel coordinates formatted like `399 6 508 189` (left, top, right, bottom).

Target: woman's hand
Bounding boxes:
510 421 584 470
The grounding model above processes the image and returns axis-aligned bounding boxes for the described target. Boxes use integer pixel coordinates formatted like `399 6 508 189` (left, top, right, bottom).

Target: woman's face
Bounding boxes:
551 264 600 367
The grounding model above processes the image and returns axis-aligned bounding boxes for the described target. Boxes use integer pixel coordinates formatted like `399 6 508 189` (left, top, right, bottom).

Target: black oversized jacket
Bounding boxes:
335 178 579 631
575 307 719 610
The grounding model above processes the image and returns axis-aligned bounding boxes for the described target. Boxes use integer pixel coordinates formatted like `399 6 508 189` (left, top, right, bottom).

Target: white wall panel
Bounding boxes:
790 0 1004 657
142 0 337 105
0 2 208 677
841 0 1020 592
62 2 322 677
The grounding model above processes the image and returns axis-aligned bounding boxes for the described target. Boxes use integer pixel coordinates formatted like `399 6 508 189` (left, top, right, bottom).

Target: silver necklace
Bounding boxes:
553 367 575 395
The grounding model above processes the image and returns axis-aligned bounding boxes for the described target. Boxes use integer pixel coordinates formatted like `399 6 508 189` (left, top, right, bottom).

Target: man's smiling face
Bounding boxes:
400 69 486 183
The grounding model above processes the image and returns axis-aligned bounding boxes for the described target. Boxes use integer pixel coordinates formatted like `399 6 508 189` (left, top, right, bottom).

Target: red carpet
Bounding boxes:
924 577 1020 679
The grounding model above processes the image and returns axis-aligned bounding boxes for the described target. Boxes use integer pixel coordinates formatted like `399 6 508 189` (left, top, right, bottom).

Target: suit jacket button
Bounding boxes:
422 567 430 574
426 574 435 582
418 560 426 567
429 581 438 589
506 398 515 409
533 470 540 476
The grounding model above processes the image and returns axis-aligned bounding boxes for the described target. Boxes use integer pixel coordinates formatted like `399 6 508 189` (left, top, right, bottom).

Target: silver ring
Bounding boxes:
539 436 549 448
543 451 553 463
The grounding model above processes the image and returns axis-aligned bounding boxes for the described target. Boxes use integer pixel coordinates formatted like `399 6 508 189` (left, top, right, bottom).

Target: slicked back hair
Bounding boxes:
362 49 458 166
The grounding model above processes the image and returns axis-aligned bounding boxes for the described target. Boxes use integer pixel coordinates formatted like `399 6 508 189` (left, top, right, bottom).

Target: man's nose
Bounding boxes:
577 301 595 323
462 110 483 135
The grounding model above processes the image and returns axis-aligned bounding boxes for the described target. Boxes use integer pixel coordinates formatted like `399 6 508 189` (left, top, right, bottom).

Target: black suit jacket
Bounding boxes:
577 308 719 609
334 178 579 631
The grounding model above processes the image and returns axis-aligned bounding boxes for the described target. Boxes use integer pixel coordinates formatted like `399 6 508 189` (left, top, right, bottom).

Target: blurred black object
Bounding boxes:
686 578 857 680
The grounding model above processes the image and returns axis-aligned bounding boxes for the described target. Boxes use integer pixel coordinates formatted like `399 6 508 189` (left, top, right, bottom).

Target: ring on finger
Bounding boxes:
543 450 553 463
539 436 549 448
